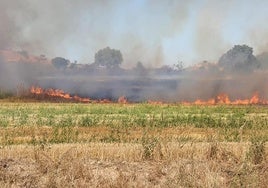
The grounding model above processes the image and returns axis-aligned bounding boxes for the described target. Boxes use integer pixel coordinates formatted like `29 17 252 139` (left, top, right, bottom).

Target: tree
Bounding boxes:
133 61 147 75
51 57 69 70
18 50 29 58
94 47 123 69
218 45 260 72
173 60 184 71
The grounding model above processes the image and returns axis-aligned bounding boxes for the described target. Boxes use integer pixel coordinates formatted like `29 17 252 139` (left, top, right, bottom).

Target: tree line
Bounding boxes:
49 44 268 75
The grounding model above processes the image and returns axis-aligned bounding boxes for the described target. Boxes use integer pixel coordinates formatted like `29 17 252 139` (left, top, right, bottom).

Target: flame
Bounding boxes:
30 86 125 103
182 92 267 105
216 93 231 104
118 96 128 104
30 86 90 102
249 92 260 104
30 86 268 105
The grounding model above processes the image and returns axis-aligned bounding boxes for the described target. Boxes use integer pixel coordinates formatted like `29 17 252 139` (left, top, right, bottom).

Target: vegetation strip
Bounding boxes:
0 102 267 187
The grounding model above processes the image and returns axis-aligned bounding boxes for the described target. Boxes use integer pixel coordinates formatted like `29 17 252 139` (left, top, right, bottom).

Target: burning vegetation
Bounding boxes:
1 44 268 104
30 86 85 102
29 86 268 105
30 86 131 104
182 92 265 105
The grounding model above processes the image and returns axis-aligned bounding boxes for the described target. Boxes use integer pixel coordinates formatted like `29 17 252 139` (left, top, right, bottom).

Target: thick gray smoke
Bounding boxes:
1 1 268 101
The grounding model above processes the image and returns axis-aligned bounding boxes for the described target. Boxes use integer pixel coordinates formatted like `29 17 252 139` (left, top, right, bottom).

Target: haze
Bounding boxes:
1 0 268 67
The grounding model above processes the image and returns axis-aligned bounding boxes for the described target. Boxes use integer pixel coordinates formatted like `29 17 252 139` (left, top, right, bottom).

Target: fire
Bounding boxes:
191 99 215 105
30 86 268 105
30 86 90 102
249 92 260 104
118 96 128 104
216 93 231 104
183 92 267 105
30 86 126 103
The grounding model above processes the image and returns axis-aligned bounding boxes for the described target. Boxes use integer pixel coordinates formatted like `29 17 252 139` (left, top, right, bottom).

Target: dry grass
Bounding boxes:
1 102 268 187
1 125 267 147
0 142 267 187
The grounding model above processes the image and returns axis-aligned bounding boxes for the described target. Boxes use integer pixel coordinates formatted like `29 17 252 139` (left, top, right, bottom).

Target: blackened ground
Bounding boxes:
35 72 268 102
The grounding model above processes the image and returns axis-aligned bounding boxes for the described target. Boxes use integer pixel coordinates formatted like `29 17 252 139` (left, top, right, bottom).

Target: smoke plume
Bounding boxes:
1 1 268 102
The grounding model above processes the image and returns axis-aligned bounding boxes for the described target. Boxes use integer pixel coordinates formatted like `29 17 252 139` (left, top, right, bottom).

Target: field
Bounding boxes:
0 101 268 187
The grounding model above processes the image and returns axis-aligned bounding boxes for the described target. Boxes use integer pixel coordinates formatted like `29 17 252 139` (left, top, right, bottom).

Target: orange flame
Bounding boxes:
118 96 128 104
30 86 90 102
182 92 266 105
31 86 267 105
30 86 125 103
216 93 231 104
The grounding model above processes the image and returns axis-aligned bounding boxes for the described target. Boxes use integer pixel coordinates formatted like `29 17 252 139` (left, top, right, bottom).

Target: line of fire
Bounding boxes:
29 86 265 105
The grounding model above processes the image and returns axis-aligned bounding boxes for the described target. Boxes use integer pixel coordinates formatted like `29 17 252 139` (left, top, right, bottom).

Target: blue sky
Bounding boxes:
3 0 268 67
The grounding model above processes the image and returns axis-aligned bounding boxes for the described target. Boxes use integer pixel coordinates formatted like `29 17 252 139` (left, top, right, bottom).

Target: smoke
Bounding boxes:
1 1 268 102
0 1 18 49
0 57 19 91
194 1 230 62
0 0 191 65
1 1 268 65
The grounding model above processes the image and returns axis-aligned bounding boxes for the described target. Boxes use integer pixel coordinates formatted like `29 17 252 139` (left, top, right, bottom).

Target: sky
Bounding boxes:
1 0 268 67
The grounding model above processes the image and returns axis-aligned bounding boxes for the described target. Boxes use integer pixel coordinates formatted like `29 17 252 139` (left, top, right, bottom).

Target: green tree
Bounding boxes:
94 47 123 69
51 57 69 70
218 45 260 72
173 60 184 71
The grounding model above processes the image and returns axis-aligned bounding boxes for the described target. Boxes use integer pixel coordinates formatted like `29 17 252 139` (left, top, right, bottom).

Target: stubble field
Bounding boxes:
0 101 267 187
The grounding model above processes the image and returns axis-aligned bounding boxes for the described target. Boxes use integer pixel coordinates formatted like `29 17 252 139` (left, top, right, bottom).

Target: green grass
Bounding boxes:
0 101 268 145
0 102 267 128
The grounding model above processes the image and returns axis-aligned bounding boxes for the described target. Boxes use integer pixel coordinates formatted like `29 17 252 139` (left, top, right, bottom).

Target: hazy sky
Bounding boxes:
1 0 268 67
